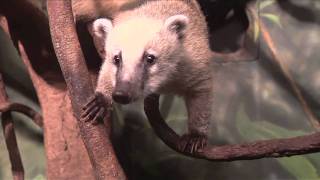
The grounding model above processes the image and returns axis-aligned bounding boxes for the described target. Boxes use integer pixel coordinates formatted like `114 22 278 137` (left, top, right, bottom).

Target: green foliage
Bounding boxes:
278 157 319 180
259 0 276 10
236 107 320 180
261 13 282 28
254 0 282 42
32 174 46 180
254 21 260 42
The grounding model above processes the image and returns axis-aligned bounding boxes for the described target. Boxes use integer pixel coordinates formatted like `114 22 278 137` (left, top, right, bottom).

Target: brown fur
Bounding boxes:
72 0 201 21
80 0 213 150
72 0 130 21
111 2 212 100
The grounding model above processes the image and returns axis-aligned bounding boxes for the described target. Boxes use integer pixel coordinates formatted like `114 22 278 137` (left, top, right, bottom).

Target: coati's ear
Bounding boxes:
87 18 113 57
88 18 113 39
164 15 189 39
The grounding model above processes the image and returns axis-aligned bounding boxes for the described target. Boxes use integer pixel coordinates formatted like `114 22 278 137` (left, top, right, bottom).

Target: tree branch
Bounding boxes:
144 1 320 161
0 102 43 127
145 94 320 161
47 0 126 179
0 71 42 180
247 4 320 130
0 73 24 180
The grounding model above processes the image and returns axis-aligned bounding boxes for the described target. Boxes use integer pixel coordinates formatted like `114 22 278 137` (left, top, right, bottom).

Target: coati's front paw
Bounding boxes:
178 133 207 154
81 93 108 124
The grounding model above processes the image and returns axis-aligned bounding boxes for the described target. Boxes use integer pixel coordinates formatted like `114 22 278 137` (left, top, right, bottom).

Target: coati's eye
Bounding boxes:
113 54 122 66
145 54 156 65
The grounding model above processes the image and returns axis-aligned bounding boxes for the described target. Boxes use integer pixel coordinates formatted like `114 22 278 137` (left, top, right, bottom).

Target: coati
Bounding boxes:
73 0 140 21
79 0 214 153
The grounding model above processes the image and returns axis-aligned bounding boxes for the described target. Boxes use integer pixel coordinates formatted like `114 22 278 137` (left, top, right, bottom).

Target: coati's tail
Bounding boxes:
72 0 138 21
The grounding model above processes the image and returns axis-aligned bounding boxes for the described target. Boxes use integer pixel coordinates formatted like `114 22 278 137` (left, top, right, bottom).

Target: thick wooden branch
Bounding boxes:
144 94 320 161
47 0 126 179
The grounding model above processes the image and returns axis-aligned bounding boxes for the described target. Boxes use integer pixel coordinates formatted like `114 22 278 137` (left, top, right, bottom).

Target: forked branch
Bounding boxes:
0 72 35 180
47 0 126 179
0 18 43 180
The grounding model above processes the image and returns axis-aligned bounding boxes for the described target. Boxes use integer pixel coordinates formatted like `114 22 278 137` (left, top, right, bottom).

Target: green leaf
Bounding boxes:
236 107 320 179
261 13 282 28
278 157 320 180
259 0 276 10
32 174 46 180
254 21 260 43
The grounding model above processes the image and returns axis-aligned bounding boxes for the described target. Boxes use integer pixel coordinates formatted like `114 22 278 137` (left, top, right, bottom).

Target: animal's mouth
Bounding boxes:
112 91 140 105
112 92 131 104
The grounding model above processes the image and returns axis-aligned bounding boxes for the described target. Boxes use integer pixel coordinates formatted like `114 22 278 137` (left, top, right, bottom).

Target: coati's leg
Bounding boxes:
81 92 109 124
81 61 113 124
179 92 212 154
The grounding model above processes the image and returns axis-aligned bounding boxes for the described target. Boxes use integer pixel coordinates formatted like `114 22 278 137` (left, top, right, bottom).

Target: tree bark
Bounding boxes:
0 73 24 180
145 94 320 161
1 0 125 179
47 0 126 179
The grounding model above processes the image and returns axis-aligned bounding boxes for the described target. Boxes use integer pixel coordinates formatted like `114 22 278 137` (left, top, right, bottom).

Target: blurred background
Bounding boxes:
1 0 320 179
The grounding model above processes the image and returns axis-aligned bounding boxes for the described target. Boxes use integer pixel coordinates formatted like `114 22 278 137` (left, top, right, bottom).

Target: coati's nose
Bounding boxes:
112 90 131 104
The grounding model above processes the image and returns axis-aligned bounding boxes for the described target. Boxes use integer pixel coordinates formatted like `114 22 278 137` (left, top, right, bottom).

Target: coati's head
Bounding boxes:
89 15 189 104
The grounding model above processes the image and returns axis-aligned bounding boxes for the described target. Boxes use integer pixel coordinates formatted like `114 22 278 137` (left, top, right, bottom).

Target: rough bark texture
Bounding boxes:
1 0 125 179
18 40 96 180
47 0 126 179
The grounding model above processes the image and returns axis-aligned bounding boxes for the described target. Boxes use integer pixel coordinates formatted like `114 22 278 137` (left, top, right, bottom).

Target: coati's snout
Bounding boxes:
112 81 139 104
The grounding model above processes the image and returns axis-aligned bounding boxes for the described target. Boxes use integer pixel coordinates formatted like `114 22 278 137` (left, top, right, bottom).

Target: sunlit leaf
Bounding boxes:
261 13 282 28
254 21 260 42
259 0 276 10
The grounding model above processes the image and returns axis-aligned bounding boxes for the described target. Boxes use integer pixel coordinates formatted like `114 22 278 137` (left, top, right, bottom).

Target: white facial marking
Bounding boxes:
111 66 117 87
122 71 132 81
98 16 182 100
105 17 163 85
149 64 158 74
107 17 162 60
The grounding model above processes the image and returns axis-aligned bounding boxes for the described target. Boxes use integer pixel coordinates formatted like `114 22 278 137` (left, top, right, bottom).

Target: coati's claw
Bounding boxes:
81 93 108 124
178 134 207 154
